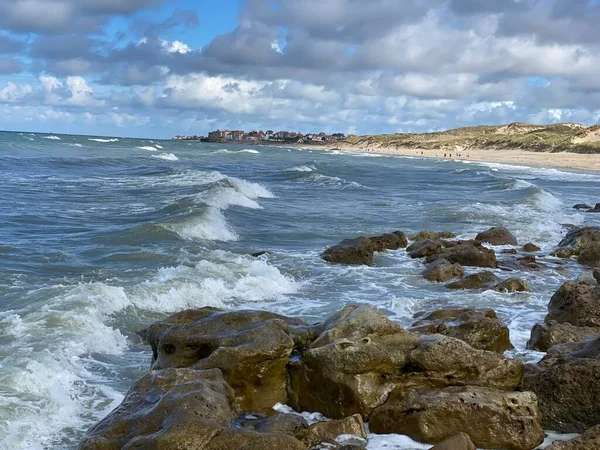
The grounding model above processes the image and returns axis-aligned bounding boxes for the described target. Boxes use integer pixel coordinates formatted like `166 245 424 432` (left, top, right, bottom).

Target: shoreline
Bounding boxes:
289 142 600 173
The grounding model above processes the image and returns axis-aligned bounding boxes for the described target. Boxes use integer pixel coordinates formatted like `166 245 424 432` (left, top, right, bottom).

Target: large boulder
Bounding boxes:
446 271 500 290
369 386 544 450
322 238 375 266
410 308 513 353
79 368 304 450
424 242 497 268
578 242 600 266
410 231 456 241
422 259 464 282
288 307 524 420
304 414 367 447
522 243 541 252
475 227 518 246
408 239 444 258
368 232 408 251
495 277 531 292
546 280 600 328
144 308 301 410
546 424 600 449
527 321 600 352
430 433 476 450
522 337 600 433
558 226 600 252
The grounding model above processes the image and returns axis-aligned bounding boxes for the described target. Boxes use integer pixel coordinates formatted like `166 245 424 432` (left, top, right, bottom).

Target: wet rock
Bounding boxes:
251 251 271 257
322 237 375 266
553 248 573 258
368 231 408 251
546 280 600 328
408 239 444 258
527 321 600 352
594 268 600 284
239 413 308 437
502 248 518 255
578 242 600 266
475 227 518 246
422 259 464 282
588 203 600 213
410 308 513 353
558 226 600 254
522 337 600 433
446 271 500 290
289 307 524 420
424 242 497 268
410 231 456 241
522 243 541 252
145 308 301 410
430 433 476 450
496 277 531 292
369 386 544 450
207 428 306 449
517 256 542 270
305 414 367 447
574 203 593 210
546 424 600 449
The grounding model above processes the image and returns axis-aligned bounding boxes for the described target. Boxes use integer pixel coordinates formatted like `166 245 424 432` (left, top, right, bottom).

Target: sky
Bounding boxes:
1 0 600 138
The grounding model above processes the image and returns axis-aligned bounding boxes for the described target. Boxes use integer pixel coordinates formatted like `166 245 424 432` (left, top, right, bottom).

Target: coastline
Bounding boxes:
293 142 600 173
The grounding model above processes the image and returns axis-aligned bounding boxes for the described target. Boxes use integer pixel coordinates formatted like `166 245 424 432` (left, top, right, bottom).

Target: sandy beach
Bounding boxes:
310 143 600 173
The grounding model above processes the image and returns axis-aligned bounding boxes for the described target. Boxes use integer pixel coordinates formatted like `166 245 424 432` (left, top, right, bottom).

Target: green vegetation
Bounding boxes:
346 123 600 154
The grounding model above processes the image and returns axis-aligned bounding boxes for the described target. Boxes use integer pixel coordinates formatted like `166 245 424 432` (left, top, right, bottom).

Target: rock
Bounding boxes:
546 424 600 449
368 231 408 251
475 227 518 246
207 428 306 449
80 368 235 450
251 251 271 257
502 248 518 255
424 242 497 268
322 237 375 266
527 321 600 352
289 307 524 420
522 243 541 252
523 337 600 433
517 256 542 270
496 277 531 292
422 259 464 282
410 308 513 353
446 271 500 290
594 268 600 284
574 203 593 210
558 226 600 254
305 414 367 447
408 239 444 258
410 231 456 241
430 433 476 450
369 386 544 450
578 242 600 266
144 308 301 410
546 280 600 328
553 248 573 258
239 413 309 437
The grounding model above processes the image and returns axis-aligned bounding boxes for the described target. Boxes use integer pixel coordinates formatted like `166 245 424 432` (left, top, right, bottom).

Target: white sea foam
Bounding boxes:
151 153 179 161
288 165 316 172
68 143 83 148
136 146 158 151
155 144 163 149
164 208 239 242
42 135 61 140
88 138 119 143
212 149 260 154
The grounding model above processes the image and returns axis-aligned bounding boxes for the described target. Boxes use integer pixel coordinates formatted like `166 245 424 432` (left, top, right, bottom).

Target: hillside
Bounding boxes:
346 123 600 154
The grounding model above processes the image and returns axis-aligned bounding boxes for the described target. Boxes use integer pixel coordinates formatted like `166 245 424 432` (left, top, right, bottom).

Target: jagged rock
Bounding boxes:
424 242 497 268
430 433 476 450
574 203 593 210
496 277 531 292
522 337 600 433
410 308 513 353
594 268 600 284
144 308 302 410
305 414 367 447
475 227 518 246
446 271 500 290
546 280 600 328
369 386 544 450
522 243 541 252
410 231 456 241
527 321 600 352
558 226 600 254
422 259 464 282
368 231 408 251
546 424 600 449
553 248 573 258
289 306 524 420
408 239 444 258
322 238 375 266
578 242 600 266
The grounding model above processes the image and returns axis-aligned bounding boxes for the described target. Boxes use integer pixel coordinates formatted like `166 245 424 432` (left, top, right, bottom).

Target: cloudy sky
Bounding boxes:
1 0 600 138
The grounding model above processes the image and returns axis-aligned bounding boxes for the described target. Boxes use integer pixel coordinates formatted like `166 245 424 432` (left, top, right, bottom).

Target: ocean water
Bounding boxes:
1 131 600 449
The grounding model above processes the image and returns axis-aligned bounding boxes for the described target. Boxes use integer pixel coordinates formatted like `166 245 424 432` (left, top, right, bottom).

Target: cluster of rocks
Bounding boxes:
552 226 600 266
574 202 600 213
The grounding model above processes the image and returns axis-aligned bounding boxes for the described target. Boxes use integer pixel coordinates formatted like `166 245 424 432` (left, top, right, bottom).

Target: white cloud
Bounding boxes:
0 82 32 102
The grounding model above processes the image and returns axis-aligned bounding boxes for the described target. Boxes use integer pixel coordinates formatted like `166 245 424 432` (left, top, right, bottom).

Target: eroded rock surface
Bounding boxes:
475 227 518 246
422 259 464 282
322 232 408 266
546 424 600 449
446 271 500 290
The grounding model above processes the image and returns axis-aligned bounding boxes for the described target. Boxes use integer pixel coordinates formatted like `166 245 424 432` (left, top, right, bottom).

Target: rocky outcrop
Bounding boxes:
430 433 476 450
557 226 600 265
144 308 303 410
304 414 367 447
322 232 408 266
522 337 600 433
475 227 518 246
410 231 456 241
369 387 544 450
522 243 541 252
423 241 497 268
546 424 600 449
527 280 600 351
496 277 531 292
410 308 513 353
446 271 500 290
422 259 464 282
408 239 444 258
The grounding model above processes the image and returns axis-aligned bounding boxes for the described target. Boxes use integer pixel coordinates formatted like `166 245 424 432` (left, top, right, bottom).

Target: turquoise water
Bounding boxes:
1 131 599 449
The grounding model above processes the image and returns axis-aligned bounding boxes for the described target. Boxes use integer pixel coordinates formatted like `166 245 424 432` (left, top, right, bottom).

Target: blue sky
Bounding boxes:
0 0 600 138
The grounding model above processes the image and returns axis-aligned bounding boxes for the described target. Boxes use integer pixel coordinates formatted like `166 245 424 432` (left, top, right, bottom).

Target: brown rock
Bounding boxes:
410 308 513 353
527 321 600 352
207 428 306 450
559 226 600 252
322 237 375 266
594 268 600 284
430 433 476 450
145 308 300 410
496 277 531 292
369 386 544 450
239 413 309 437
425 243 497 268
410 231 456 241
578 242 600 266
446 271 500 290
422 259 464 282
502 249 518 255
475 227 518 246
368 231 408 251
523 243 541 252
574 204 593 210
547 280 600 328
553 248 573 258
546 424 600 449
408 239 444 258
305 414 367 447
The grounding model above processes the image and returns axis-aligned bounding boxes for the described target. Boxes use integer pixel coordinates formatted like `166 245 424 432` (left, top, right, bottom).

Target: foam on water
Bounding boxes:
151 153 179 161
136 146 158 151
42 135 61 140
164 207 239 241
287 165 316 172
88 138 119 143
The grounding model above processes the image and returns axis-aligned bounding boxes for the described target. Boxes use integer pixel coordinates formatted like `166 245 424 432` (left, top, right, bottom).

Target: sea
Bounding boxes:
1 130 599 449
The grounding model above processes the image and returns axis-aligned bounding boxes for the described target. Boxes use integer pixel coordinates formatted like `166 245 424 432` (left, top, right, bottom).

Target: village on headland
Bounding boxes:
172 129 352 144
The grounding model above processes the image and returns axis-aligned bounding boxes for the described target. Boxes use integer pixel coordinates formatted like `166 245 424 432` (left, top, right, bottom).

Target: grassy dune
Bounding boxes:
346 123 600 154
